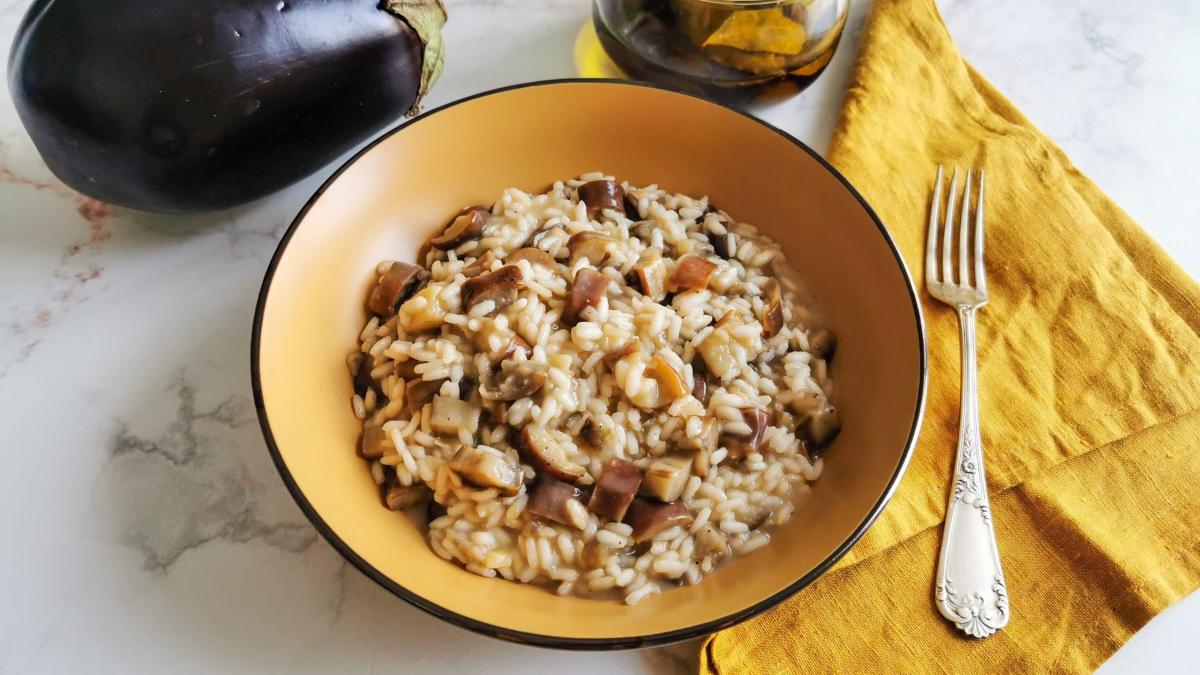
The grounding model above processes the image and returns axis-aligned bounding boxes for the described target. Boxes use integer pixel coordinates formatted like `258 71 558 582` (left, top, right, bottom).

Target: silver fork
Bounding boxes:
926 166 1011 638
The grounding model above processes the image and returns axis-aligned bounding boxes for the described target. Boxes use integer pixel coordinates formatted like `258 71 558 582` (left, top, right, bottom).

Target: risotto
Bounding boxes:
347 173 841 604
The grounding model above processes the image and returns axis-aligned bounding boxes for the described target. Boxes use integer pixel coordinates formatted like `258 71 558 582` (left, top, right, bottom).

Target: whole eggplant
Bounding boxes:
8 0 446 213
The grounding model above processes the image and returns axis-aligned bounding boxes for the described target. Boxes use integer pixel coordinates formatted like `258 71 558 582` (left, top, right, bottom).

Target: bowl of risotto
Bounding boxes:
252 79 926 648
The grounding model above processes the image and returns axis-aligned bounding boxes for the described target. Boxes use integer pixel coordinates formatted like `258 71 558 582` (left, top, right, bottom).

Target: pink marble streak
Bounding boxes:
1 144 116 368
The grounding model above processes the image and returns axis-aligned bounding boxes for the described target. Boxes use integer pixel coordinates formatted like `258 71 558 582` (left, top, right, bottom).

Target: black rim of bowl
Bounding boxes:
251 78 928 651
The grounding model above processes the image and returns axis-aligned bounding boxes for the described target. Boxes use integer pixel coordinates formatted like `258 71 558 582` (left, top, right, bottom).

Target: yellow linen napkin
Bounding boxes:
701 0 1200 671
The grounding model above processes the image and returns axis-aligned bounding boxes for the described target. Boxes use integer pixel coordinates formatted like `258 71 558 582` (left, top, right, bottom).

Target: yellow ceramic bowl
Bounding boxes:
252 80 925 649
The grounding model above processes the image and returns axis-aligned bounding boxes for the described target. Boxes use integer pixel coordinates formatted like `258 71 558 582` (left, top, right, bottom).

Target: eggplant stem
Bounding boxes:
384 0 447 114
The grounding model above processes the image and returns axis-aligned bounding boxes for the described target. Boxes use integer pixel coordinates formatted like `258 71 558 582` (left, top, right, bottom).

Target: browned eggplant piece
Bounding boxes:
808 328 837 361
366 262 429 317
665 255 718 293
485 360 548 401
527 477 589 529
384 483 432 510
460 250 497 278
563 268 611 325
461 264 522 312
516 426 585 482
632 250 668 302
640 456 691 502
759 279 784 338
9 0 447 213
397 285 450 333
803 405 842 456
707 230 734 259
622 192 641 218
393 358 420 381
350 352 376 396
578 180 626 220
430 209 486 250
448 446 522 495
648 354 689 400
603 340 641 368
359 424 388 460
588 459 643 521
406 378 445 415
567 231 618 267
626 499 692 543
429 395 481 436
721 408 769 460
506 247 558 269
500 335 532 362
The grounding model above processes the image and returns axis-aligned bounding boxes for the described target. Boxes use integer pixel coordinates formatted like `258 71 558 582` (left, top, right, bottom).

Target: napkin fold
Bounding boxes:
702 0 1200 671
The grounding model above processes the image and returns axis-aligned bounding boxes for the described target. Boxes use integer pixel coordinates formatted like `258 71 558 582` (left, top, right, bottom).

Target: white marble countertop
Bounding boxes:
1 0 1197 672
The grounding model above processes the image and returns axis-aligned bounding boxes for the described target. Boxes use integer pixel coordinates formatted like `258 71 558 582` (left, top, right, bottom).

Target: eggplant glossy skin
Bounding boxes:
9 0 424 212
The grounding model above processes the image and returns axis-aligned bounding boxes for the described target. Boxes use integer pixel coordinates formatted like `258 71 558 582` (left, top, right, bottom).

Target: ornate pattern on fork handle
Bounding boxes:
934 305 1011 638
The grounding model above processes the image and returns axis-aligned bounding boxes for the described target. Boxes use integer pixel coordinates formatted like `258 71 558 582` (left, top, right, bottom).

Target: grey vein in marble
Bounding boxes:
97 372 317 572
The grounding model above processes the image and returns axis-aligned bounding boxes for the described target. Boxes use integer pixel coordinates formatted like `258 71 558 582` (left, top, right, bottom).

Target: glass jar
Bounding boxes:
592 0 849 104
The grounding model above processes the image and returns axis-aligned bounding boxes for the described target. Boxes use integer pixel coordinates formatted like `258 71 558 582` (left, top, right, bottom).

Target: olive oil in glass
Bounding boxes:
593 0 849 104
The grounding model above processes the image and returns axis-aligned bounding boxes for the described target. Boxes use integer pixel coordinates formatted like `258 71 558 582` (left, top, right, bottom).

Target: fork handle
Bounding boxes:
934 305 1011 638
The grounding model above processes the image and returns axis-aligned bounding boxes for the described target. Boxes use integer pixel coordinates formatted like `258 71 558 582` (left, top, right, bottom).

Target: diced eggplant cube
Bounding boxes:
485 361 548 402
461 264 522 313
527 477 589 529
588 459 643 521
564 268 611 325
567 231 618 267
430 395 480 436
365 262 429 317
665 255 718 293
448 446 522 495
721 408 769 460
430 209 486 250
384 483 432 511
632 251 667 301
516 426 585 482
640 456 691 502
625 499 692 543
804 405 842 456
759 279 784 338
406 378 445 415
577 180 627 220
358 424 388 460
506 247 558 269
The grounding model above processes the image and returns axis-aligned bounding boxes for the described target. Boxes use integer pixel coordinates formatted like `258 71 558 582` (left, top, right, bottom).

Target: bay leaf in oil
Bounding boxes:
702 8 807 55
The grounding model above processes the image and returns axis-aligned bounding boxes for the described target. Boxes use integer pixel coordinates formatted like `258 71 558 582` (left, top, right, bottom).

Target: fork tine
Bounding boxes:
942 168 960 285
959 169 972 287
974 169 986 293
926 166 944 283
